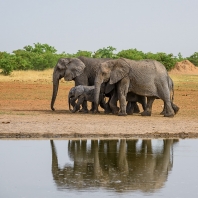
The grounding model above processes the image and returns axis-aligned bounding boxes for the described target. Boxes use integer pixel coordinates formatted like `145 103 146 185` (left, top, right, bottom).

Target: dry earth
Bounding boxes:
0 61 198 139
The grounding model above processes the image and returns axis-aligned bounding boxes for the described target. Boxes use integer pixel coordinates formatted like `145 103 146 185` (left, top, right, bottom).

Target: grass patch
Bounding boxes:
169 74 198 91
0 69 74 87
0 69 53 83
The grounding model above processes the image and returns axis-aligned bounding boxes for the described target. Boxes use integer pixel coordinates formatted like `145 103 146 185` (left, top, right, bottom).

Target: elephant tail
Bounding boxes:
168 76 174 102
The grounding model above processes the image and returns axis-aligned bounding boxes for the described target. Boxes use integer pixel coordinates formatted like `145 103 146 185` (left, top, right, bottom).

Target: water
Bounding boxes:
0 139 198 198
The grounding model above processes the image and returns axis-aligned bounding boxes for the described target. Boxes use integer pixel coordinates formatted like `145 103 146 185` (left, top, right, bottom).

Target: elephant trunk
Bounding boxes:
94 76 103 112
50 140 59 181
51 73 59 111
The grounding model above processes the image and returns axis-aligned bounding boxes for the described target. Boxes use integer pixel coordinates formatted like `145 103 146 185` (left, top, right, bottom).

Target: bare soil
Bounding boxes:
0 63 198 139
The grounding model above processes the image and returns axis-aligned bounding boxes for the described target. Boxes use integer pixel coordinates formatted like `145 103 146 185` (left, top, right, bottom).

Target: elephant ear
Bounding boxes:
70 58 86 77
57 58 71 70
105 82 115 94
74 58 86 76
109 59 129 84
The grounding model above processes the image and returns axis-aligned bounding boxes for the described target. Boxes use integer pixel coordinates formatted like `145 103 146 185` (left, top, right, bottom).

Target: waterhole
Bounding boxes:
0 139 198 197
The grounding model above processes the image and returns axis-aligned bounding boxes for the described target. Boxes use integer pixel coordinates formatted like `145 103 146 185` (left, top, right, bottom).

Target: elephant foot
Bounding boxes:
104 107 113 114
79 108 88 113
93 110 100 114
164 113 174 117
126 109 134 115
111 107 119 115
104 110 112 114
118 112 127 116
133 104 140 113
160 110 165 115
81 109 89 113
172 104 180 114
141 110 151 116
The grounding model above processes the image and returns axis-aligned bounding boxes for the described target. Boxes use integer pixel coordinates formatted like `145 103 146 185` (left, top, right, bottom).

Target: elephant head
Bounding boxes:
64 58 86 81
51 58 86 111
94 59 129 111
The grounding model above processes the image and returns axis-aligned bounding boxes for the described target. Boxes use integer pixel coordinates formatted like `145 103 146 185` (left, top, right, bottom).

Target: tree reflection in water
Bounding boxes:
50 139 178 192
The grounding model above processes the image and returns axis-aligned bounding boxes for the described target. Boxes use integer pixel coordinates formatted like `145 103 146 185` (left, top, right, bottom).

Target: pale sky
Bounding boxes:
1 0 198 57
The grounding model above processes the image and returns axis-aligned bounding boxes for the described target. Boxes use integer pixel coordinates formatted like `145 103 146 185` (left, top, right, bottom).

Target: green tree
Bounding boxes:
24 43 57 54
117 48 145 60
0 53 15 75
187 52 198 66
93 46 117 58
74 50 92 58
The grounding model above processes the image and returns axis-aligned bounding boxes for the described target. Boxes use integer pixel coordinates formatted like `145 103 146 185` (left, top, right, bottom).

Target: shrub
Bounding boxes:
187 52 198 66
74 50 92 58
0 54 15 75
117 48 145 60
92 46 117 58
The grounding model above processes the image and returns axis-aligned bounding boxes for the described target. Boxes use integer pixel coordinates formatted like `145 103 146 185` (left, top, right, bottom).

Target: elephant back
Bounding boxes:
78 56 112 86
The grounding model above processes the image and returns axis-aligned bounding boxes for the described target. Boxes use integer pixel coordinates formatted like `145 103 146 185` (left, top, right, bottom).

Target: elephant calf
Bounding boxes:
126 92 147 115
68 85 106 113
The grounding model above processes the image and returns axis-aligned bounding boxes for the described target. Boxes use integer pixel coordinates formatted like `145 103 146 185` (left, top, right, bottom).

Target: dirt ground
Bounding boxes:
0 63 198 139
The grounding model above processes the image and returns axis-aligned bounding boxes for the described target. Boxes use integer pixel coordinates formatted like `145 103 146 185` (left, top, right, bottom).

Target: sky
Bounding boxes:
1 0 198 57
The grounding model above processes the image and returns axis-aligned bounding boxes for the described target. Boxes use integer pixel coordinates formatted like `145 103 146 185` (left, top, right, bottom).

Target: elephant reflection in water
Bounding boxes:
50 139 178 192
50 139 102 189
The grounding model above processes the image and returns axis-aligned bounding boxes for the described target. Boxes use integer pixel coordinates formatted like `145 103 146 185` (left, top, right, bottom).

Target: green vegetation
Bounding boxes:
0 43 197 75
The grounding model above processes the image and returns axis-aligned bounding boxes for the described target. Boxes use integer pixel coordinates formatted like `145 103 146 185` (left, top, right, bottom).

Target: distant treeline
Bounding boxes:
0 43 197 75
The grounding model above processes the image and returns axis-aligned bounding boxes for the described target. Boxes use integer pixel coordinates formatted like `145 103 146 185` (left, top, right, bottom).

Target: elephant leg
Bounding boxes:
160 101 174 115
117 78 129 116
171 102 180 114
70 97 77 110
162 101 174 117
109 91 119 115
126 101 133 115
160 102 166 115
126 101 139 115
78 96 88 113
160 101 179 116
133 102 140 113
141 96 155 116
72 96 86 113
140 96 147 111
104 98 113 114
99 94 106 110
79 100 89 113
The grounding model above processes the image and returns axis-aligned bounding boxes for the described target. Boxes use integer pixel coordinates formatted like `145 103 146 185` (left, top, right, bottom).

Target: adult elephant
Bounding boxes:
94 58 179 117
51 56 112 111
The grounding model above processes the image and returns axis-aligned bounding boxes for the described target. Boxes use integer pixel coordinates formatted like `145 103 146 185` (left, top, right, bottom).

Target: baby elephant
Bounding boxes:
68 85 106 113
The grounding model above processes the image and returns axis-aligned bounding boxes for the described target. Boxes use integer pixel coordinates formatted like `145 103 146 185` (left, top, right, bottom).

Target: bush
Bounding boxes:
0 43 196 74
187 52 198 66
74 50 92 58
0 54 15 75
117 48 145 60
92 46 117 58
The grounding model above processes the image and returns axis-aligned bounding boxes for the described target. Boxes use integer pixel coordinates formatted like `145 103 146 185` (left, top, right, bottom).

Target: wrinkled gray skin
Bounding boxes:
68 85 106 113
51 56 111 111
160 76 175 115
94 58 179 117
